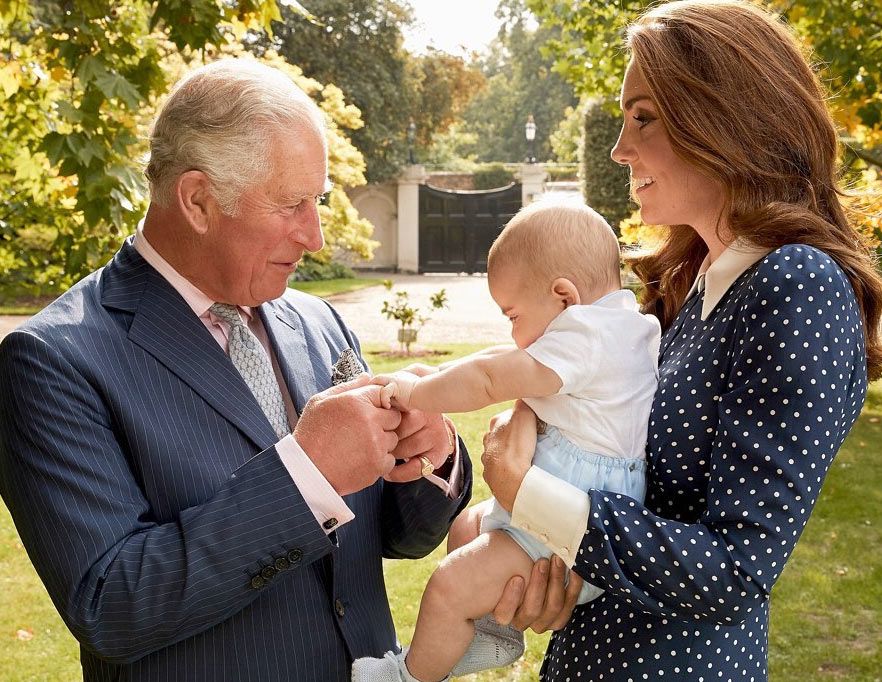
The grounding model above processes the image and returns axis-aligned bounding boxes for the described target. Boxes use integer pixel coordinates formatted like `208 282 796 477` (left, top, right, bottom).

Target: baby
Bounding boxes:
353 200 661 682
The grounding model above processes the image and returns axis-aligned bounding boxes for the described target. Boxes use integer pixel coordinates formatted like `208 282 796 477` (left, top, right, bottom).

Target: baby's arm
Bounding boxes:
375 348 562 412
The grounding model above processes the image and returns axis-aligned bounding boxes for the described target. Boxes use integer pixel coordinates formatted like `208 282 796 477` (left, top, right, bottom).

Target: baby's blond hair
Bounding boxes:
488 200 621 299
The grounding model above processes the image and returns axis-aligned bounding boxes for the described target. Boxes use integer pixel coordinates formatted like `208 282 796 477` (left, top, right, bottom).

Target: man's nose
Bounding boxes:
296 203 325 253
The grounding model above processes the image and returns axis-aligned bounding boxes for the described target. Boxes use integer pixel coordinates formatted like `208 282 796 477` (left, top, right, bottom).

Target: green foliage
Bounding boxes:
581 98 632 232
451 0 577 164
0 0 377 302
549 102 584 163
472 164 516 190
292 259 355 282
256 2 484 181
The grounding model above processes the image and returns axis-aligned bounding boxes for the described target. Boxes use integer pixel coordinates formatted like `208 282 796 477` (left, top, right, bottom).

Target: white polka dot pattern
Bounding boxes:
209 303 290 439
540 245 867 681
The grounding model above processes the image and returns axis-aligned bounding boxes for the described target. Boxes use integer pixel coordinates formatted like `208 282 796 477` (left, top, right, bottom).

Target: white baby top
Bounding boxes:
523 289 661 459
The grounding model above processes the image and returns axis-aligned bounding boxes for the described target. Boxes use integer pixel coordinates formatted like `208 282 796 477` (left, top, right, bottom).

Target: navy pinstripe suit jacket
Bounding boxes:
0 239 472 681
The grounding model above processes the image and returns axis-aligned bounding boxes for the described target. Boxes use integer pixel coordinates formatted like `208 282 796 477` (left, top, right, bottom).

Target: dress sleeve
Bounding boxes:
570 246 867 623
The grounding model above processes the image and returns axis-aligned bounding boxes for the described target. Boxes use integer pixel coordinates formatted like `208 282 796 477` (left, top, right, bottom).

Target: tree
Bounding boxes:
527 0 882 245
0 0 374 299
259 2 484 180
451 0 578 164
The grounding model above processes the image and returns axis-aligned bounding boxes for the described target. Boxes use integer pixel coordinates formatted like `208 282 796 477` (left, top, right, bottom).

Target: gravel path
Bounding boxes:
329 274 510 348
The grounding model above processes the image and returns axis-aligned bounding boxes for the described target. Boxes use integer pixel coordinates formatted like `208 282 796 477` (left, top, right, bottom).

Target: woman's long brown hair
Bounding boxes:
622 0 882 380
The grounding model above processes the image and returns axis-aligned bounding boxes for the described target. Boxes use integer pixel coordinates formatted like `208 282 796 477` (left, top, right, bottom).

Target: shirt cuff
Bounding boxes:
510 466 590 568
422 416 463 499
276 434 355 533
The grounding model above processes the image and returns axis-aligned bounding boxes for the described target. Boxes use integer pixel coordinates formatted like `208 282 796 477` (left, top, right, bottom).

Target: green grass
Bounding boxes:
0 345 879 680
289 277 383 298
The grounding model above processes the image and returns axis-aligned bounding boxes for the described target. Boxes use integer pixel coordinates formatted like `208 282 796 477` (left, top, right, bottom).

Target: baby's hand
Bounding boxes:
371 372 419 410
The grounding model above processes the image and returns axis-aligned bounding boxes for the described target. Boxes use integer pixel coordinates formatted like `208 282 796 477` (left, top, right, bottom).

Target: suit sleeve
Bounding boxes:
0 330 336 664
321 300 473 559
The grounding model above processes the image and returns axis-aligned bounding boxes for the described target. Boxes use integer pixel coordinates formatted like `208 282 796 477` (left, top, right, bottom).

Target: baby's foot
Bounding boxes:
352 649 450 682
450 615 525 676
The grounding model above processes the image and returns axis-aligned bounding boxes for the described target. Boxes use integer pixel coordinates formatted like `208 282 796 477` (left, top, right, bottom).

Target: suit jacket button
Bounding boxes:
261 566 278 580
287 548 303 564
323 518 338 530
250 575 266 590
334 598 345 617
274 557 291 571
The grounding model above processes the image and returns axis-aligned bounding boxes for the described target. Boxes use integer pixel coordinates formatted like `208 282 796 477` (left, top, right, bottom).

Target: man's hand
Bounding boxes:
385 410 455 483
294 374 402 496
492 555 583 633
481 401 537 512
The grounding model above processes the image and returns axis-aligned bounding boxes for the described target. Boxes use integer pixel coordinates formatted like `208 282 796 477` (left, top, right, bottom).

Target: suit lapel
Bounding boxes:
260 303 319 414
124 268 278 451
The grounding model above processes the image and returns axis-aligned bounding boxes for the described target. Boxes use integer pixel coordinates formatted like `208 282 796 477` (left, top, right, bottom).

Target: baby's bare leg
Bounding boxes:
406 530 533 682
446 499 491 553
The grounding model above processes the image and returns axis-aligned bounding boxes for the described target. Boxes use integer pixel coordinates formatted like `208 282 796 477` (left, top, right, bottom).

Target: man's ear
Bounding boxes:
175 171 215 235
551 277 581 308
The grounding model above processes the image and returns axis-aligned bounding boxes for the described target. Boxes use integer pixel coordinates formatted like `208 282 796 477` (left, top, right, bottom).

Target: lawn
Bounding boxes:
0 344 879 680
289 277 384 298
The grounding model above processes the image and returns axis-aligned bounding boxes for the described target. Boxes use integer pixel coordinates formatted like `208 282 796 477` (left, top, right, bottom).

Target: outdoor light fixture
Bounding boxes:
525 114 537 163
407 119 417 164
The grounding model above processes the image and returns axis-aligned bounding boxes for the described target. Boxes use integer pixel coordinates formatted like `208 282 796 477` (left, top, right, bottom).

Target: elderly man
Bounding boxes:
0 59 576 681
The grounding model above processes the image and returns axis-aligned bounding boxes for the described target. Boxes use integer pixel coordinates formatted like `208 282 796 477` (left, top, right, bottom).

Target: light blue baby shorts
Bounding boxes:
480 425 647 604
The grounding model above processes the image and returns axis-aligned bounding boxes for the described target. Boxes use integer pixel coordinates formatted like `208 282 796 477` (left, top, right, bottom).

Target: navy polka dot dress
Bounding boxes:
540 245 868 681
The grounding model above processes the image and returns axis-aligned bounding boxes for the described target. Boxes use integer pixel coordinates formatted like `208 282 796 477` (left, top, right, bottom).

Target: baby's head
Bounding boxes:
488 200 621 348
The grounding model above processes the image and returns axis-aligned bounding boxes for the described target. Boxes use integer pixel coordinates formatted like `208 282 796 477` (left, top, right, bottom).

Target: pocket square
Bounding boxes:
331 348 364 385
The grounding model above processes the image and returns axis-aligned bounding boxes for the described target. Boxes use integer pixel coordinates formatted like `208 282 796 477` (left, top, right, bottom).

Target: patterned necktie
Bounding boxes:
209 303 290 439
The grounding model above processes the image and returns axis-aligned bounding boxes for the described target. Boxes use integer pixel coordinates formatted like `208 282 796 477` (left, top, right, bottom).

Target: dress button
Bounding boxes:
540 533 549 543
287 548 303 564
323 517 339 530
274 557 291 571
261 566 278 580
250 575 266 590
334 598 345 617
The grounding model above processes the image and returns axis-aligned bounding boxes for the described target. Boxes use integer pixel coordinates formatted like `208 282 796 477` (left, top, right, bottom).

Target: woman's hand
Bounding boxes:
493 556 584 633
481 400 538 512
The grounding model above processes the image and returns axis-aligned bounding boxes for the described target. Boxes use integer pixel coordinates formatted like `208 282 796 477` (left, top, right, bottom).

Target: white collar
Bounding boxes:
686 240 774 320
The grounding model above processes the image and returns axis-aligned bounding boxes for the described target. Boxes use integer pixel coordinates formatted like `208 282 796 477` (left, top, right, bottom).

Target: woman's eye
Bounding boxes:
634 113 654 128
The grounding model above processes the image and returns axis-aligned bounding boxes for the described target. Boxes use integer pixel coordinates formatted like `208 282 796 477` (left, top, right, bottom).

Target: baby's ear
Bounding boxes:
551 278 581 308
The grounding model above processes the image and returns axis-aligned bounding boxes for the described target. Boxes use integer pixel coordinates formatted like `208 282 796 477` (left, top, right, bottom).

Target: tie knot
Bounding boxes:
209 302 245 328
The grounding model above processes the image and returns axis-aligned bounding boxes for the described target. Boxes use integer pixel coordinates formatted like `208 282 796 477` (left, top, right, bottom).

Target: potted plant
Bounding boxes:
380 280 448 354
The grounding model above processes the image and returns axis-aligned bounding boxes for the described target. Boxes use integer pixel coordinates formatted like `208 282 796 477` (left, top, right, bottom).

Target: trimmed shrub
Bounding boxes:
581 98 633 234
473 163 516 190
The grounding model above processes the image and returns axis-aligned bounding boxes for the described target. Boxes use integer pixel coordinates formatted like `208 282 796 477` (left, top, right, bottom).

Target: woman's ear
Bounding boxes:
551 277 581 308
176 170 215 235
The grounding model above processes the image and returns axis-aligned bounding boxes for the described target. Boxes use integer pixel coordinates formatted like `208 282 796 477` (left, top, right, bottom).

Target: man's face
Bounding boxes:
489 268 563 350
200 124 329 306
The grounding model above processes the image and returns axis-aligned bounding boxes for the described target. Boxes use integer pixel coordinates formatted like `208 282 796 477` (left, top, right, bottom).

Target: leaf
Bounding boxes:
0 60 21 98
39 131 67 166
93 70 142 109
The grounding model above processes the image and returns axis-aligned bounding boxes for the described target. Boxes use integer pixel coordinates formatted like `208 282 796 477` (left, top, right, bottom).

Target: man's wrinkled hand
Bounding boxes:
294 374 402 495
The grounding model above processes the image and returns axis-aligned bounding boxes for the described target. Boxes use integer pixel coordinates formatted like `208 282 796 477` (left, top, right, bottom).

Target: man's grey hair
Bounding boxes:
145 59 325 216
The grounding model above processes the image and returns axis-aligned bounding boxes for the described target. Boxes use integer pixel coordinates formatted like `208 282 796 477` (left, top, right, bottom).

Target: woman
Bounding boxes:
480 1 882 679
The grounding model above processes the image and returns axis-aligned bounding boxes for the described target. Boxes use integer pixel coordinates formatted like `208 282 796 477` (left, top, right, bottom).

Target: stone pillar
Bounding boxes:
519 163 547 206
396 164 426 273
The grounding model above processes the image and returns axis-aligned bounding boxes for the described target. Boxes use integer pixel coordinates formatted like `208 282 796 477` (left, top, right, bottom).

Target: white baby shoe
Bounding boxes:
450 615 525 677
352 649 450 682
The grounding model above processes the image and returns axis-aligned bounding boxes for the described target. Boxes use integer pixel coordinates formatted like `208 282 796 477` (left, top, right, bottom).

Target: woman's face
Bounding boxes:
611 60 730 254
